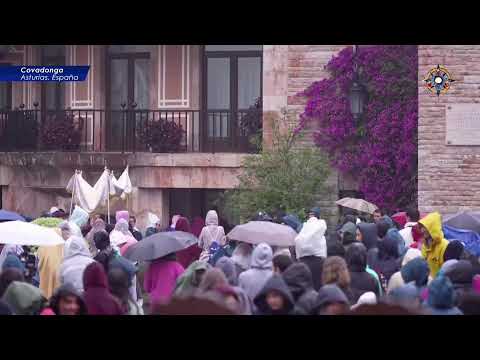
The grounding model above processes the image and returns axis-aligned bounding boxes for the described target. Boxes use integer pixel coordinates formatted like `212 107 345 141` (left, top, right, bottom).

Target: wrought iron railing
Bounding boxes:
0 106 261 153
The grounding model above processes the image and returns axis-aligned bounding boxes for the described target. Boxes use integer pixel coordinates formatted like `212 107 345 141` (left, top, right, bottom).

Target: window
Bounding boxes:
203 45 262 151
41 45 66 110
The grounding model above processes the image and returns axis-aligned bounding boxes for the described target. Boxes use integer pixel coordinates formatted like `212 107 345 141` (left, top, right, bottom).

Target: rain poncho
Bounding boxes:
419 212 449 277
110 219 133 250
85 218 106 256
69 206 89 228
37 236 64 299
198 210 226 255
174 260 210 298
254 274 294 315
238 243 273 305
59 236 95 293
231 242 253 275
144 257 185 304
0 245 23 270
282 262 318 315
295 217 327 259
2 281 46 315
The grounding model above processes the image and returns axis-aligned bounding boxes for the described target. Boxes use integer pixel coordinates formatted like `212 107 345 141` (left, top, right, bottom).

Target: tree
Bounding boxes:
221 110 332 223
297 45 418 213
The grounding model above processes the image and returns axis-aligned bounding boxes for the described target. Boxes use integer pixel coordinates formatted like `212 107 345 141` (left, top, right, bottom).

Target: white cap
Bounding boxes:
351 292 377 310
50 206 59 214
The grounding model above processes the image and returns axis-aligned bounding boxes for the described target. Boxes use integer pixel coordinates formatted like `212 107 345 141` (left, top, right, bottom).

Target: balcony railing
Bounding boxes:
0 107 261 154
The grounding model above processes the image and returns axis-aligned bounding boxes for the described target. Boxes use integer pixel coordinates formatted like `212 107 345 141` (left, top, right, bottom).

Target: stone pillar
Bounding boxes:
129 187 170 232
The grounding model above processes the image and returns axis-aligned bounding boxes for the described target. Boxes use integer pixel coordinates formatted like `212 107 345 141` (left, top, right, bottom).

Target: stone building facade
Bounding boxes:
0 44 356 231
418 45 480 216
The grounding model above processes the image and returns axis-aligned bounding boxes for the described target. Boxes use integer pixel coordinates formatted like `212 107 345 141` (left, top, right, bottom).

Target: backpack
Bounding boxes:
207 241 221 265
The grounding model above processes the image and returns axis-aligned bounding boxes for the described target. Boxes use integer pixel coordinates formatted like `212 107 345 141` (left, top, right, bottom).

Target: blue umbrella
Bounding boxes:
443 224 480 257
0 210 25 222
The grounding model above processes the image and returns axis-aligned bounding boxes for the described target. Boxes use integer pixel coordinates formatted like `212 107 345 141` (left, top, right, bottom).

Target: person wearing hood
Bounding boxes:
282 214 303 233
443 260 474 302
425 274 463 315
70 205 89 229
253 274 294 315
110 219 136 253
376 219 392 240
59 236 95 293
174 260 211 298
108 268 143 315
238 243 274 306
145 213 161 238
295 214 327 291
144 252 185 306
215 256 252 315
370 231 400 292
282 262 318 315
313 284 350 315
386 227 406 259
85 218 106 256
82 262 123 315
387 248 423 294
2 254 25 274
41 283 87 315
273 254 293 274
418 212 449 278
388 282 423 311
443 240 480 275
231 242 253 276
400 257 430 292
2 281 47 315
345 243 379 302
175 217 202 269
351 291 377 311
198 210 226 260
0 268 24 298
340 221 357 251
0 244 24 270
356 222 379 266
37 230 65 299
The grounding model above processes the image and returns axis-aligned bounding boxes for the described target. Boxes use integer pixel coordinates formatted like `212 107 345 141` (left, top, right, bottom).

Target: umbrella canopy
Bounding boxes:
0 221 64 246
0 210 25 222
227 221 297 247
335 197 378 215
443 211 480 234
123 231 198 262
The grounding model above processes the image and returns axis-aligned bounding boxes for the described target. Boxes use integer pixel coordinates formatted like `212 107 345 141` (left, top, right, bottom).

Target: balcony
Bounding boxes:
0 107 261 154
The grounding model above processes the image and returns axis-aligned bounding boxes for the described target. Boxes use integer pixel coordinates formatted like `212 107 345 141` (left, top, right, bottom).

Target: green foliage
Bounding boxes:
32 217 63 228
223 110 331 223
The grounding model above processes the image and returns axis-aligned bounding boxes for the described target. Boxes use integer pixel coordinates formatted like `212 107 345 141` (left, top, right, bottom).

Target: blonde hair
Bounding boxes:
322 256 351 289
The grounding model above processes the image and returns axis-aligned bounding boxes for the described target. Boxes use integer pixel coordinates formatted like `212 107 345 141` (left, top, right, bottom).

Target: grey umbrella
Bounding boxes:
123 231 198 262
227 221 297 247
443 211 480 234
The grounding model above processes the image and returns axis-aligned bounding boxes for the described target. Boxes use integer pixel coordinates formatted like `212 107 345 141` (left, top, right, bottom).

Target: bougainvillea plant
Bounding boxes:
297 45 418 213
137 119 185 153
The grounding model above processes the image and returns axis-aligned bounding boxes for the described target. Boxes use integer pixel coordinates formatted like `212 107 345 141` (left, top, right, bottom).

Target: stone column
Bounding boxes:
129 187 170 232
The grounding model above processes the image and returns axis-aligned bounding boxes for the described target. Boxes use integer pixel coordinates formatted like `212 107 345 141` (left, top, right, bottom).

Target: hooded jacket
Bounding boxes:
371 234 400 288
400 257 430 288
444 260 473 296
2 281 46 315
419 212 449 277
387 248 422 294
37 241 64 300
295 217 327 259
426 274 463 315
59 236 95 293
174 260 210 298
238 243 274 305
253 274 294 315
231 242 253 276
144 257 185 304
198 210 226 252
282 262 318 315
346 243 379 301
83 262 123 315
313 284 349 314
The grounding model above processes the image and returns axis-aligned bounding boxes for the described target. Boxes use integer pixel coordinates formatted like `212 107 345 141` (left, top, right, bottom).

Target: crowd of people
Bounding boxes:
0 204 480 315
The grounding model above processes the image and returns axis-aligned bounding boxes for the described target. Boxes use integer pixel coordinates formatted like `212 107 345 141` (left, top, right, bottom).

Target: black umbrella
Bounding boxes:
443 211 480 234
123 231 198 262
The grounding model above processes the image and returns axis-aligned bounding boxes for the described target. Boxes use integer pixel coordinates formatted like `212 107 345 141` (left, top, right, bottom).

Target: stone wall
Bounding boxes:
418 45 480 215
264 45 349 228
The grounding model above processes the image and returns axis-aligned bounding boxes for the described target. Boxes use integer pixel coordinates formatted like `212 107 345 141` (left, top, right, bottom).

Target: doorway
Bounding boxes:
106 45 152 151
203 45 262 152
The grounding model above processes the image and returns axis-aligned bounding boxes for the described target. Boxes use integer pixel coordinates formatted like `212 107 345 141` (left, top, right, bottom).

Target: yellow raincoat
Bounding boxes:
419 212 448 278
37 228 64 299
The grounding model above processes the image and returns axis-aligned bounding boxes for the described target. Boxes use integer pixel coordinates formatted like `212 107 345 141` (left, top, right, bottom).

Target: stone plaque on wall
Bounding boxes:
446 104 480 145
